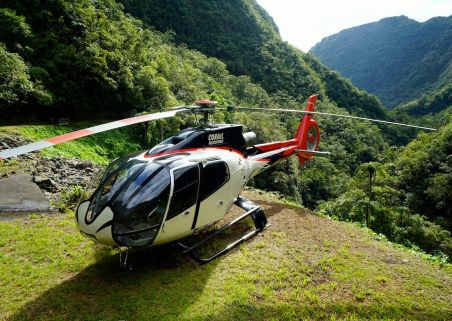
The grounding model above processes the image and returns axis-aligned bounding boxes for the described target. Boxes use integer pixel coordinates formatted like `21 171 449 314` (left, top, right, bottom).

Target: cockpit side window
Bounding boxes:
166 164 199 220
199 161 230 201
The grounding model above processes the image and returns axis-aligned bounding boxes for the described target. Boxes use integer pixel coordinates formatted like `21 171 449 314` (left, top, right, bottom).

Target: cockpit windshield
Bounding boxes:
87 160 146 221
87 158 171 246
100 157 128 185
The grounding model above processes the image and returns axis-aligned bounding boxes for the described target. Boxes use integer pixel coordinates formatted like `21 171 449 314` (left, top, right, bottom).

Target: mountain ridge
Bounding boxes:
310 15 452 107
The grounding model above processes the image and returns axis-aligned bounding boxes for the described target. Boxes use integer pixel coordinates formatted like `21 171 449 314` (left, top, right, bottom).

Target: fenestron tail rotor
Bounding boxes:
0 109 190 160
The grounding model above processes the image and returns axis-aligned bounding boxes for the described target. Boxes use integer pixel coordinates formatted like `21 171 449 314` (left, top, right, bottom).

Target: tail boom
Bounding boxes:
249 94 321 165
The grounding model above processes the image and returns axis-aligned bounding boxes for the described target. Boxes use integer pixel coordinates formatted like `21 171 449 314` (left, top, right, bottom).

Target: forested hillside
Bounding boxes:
320 123 452 257
0 0 289 120
310 15 452 108
0 0 451 259
120 0 387 119
392 83 452 118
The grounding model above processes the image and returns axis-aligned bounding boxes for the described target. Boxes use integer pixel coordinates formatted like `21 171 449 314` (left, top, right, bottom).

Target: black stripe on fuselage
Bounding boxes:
96 220 113 233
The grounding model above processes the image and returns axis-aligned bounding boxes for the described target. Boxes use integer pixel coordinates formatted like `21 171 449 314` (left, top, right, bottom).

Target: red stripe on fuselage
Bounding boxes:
144 146 245 159
47 129 94 144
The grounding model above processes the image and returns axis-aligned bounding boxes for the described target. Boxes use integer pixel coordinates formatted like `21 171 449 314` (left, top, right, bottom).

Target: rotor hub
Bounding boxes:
193 100 218 126
194 100 217 106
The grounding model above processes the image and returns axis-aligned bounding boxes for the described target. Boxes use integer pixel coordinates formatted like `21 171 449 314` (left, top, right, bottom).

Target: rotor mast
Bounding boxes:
193 100 217 127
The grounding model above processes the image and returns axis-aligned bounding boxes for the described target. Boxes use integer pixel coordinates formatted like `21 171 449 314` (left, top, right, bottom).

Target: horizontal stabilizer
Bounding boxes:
295 149 331 155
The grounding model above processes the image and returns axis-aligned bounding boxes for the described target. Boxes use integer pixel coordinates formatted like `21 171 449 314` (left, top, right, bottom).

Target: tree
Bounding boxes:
0 44 51 109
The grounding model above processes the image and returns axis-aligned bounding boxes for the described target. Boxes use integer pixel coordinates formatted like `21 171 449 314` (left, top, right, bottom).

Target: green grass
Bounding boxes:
1 191 451 321
0 123 147 164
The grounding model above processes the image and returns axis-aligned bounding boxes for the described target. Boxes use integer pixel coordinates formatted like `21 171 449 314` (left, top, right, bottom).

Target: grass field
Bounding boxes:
0 190 450 321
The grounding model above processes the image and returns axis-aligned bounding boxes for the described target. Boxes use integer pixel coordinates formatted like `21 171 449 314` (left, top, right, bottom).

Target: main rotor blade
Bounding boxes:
233 107 437 131
0 109 189 160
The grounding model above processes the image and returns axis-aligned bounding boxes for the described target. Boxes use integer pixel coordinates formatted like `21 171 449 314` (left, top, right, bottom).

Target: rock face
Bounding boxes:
0 134 103 210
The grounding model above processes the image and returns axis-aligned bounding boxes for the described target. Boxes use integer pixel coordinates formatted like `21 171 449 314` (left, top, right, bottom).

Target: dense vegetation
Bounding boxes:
320 125 452 258
319 91 452 258
0 0 289 119
392 83 452 117
310 15 452 108
120 0 387 119
0 0 451 259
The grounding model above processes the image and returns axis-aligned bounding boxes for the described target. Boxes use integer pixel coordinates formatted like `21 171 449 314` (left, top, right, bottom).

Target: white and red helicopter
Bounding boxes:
0 95 435 266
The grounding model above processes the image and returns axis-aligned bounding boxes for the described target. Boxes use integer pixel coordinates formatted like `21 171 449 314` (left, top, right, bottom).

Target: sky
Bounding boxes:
256 0 452 52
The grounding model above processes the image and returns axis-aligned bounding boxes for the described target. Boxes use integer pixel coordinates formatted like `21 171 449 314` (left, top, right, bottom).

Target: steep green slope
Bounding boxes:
120 0 387 119
388 84 452 145
303 54 384 117
120 0 320 97
0 0 287 119
393 83 452 116
310 15 452 108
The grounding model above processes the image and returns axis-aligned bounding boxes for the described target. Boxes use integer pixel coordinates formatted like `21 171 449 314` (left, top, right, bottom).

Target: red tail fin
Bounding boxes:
251 94 320 165
295 94 320 164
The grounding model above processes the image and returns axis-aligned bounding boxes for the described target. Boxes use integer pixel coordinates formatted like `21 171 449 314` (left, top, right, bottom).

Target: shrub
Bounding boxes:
57 185 88 212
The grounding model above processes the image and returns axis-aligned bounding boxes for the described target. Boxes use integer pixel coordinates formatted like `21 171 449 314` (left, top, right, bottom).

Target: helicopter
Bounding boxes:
0 95 435 267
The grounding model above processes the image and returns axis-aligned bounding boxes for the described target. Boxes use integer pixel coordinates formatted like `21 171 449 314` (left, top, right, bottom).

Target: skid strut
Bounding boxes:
118 247 133 271
178 196 268 264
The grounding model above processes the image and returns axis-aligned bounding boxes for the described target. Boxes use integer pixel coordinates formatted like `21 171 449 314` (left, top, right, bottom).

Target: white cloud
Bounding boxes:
256 0 452 51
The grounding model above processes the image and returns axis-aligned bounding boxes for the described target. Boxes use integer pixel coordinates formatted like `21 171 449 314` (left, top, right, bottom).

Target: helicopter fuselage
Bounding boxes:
75 124 286 248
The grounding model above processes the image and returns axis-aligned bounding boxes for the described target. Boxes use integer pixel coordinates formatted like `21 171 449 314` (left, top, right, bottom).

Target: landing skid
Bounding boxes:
178 196 269 264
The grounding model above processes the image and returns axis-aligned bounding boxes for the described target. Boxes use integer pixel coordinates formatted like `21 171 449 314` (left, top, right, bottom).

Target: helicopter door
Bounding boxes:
195 161 231 229
154 164 200 244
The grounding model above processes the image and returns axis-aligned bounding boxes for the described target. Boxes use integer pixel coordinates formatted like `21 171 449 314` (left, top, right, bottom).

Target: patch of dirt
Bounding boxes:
236 190 451 297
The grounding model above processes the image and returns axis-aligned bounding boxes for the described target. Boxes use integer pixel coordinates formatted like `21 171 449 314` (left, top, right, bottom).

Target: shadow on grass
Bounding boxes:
8 244 217 321
8 199 294 321
182 200 287 259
